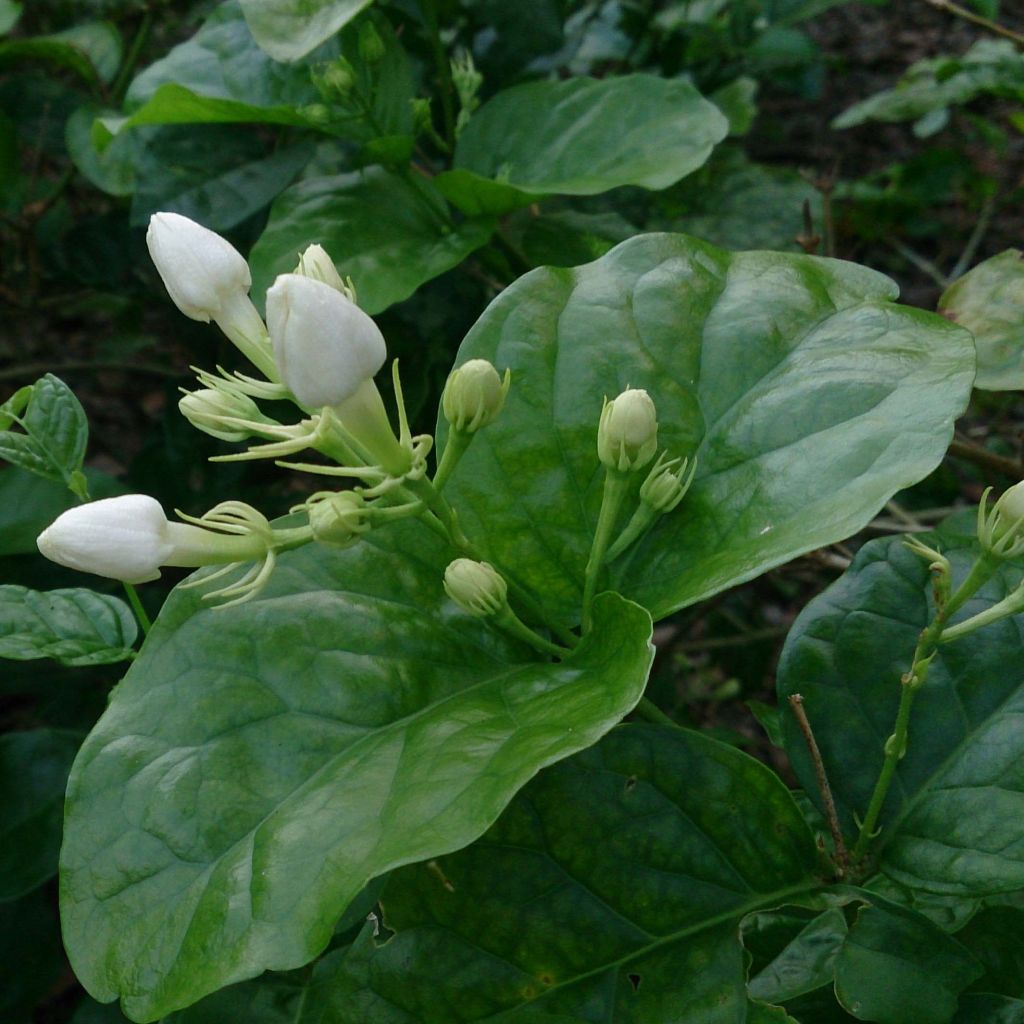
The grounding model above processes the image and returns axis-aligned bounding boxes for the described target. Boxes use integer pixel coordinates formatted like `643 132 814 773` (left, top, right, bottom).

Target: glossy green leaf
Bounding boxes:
238 0 374 62
939 250 1024 390
433 169 538 217
777 515 1024 895
454 74 729 196
60 524 654 1021
313 724 820 1022
0 729 81 901
0 586 136 666
954 994 1024 1023
66 105 137 197
248 169 494 313
105 1 334 143
955 906 1024 998
747 908 847 1003
162 969 321 1023
0 374 89 491
835 901 982 1023
442 233 974 623
129 129 313 231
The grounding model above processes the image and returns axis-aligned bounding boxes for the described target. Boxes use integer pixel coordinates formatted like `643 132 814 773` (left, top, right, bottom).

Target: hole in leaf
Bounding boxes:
628 973 642 992
624 775 637 792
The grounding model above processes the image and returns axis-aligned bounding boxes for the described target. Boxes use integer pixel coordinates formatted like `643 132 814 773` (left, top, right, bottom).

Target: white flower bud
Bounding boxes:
295 244 351 296
178 387 269 443
37 494 175 583
597 388 658 473
443 558 507 617
442 359 511 433
267 274 386 408
307 491 369 547
997 481 1024 526
146 213 252 324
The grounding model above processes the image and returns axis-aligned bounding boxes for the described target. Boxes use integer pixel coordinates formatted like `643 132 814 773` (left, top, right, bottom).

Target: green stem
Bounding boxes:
581 471 631 633
433 428 472 492
634 697 680 729
850 550 999 865
605 505 656 563
494 606 570 659
422 0 456 149
111 10 154 103
122 582 151 637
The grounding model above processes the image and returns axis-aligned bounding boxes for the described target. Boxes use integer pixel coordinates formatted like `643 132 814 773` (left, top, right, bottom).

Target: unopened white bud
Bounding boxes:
597 388 658 473
267 274 386 408
996 481 1024 527
443 558 507 617
146 213 251 324
295 244 351 296
37 495 175 583
442 360 510 433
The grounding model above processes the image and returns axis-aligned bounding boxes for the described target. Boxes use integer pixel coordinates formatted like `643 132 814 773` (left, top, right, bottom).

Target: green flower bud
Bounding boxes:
640 453 695 514
307 491 369 547
358 21 386 63
443 558 507 617
313 58 356 102
179 387 270 443
441 359 511 433
299 104 334 128
411 97 433 137
597 388 658 473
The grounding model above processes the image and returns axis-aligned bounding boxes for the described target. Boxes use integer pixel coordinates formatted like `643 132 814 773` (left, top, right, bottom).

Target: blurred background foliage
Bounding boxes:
2 0 1024 1020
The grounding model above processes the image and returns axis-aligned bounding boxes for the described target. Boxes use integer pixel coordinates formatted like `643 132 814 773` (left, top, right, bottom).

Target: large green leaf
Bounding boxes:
312 724 820 1022
442 233 975 623
238 0 374 62
955 906 1024 999
104 1 334 142
60 524 654 1021
939 250 1024 391
248 169 495 313
0 585 136 666
0 729 82 901
834 900 982 1023
454 74 728 196
777 515 1024 895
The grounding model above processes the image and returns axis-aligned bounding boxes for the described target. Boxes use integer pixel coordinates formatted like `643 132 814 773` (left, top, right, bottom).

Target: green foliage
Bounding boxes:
834 39 1024 137
0 374 90 498
238 0 375 62
443 233 974 622
778 515 1024 896
311 724 820 1022
0 585 136 665
834 900 982 1023
939 250 1024 391
60 528 653 1019
452 74 729 196
249 168 495 312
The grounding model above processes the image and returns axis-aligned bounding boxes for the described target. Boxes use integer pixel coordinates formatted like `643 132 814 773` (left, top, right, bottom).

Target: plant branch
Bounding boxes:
923 0 1024 45
949 191 998 281
788 694 848 876
948 437 1023 479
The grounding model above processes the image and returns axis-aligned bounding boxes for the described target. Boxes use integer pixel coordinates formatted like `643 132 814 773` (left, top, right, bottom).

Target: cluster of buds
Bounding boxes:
37 212 510 609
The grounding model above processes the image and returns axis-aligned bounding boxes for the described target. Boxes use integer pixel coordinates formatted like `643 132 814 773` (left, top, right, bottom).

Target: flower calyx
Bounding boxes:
179 383 279 443
640 451 697 515
978 482 1024 560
